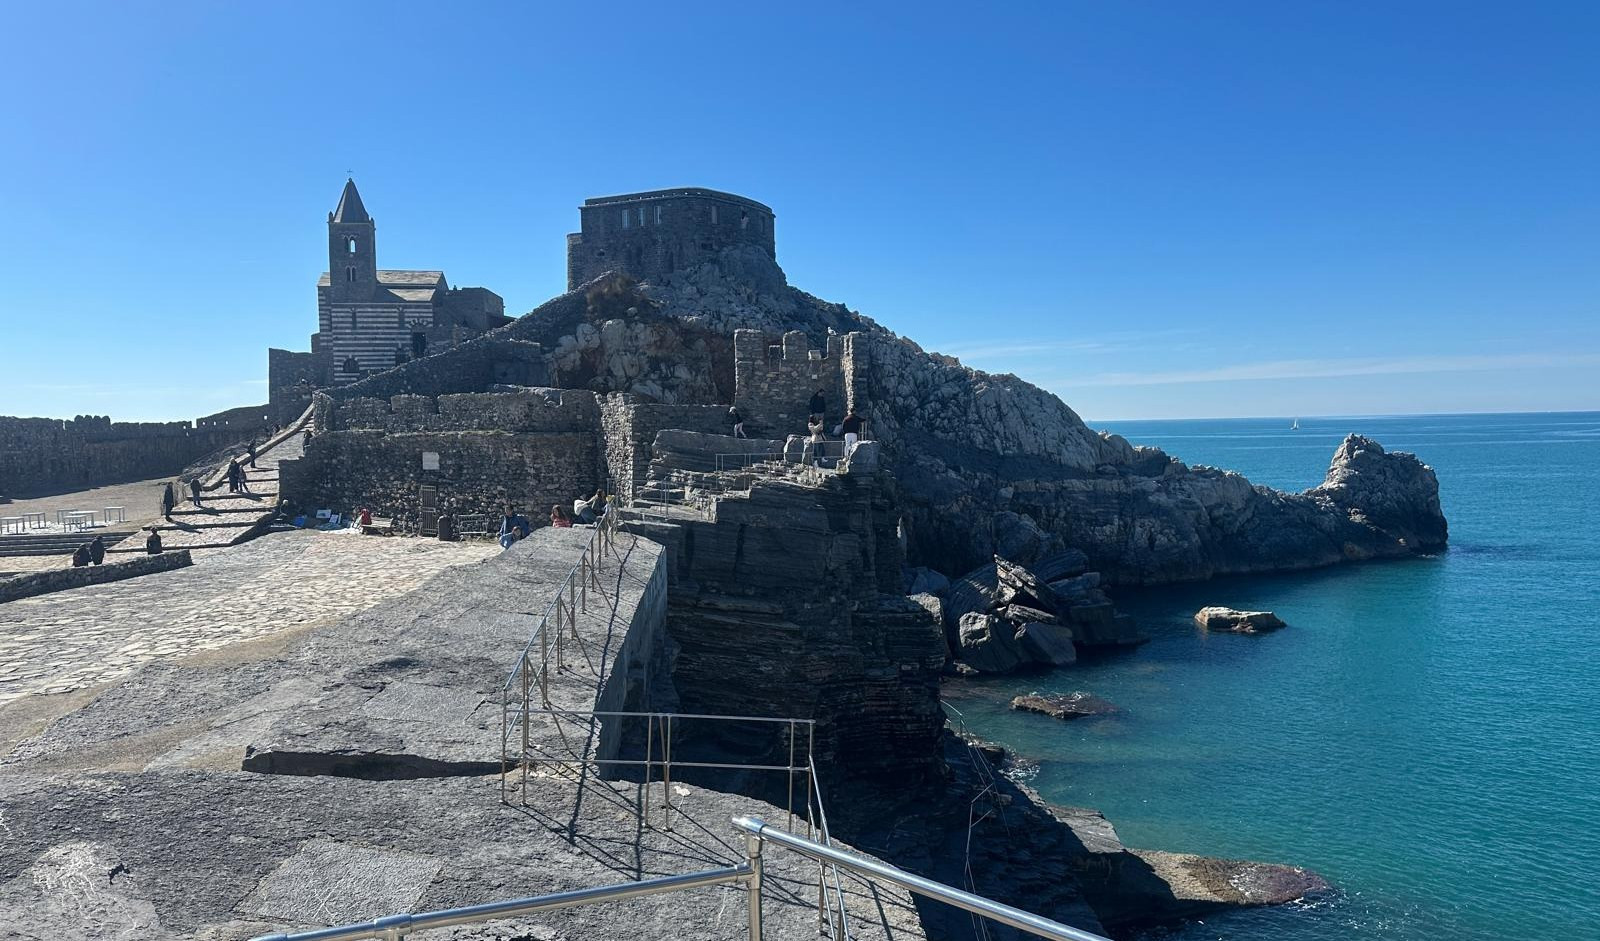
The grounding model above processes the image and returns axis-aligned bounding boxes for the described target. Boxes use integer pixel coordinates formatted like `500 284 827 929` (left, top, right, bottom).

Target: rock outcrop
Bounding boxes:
1194 606 1287 634
941 556 1142 672
622 251 1449 583
1011 692 1119 720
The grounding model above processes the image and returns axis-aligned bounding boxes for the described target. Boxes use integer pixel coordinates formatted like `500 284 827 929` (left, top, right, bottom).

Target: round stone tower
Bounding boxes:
565 188 776 289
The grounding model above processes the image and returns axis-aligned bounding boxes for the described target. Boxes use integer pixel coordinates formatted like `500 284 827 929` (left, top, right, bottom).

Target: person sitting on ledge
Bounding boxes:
89 535 106 566
71 543 90 567
590 487 608 516
550 504 573 528
573 493 595 525
498 504 530 549
145 528 163 555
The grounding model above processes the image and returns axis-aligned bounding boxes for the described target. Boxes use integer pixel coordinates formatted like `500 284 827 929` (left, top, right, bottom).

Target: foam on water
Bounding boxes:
945 412 1600 940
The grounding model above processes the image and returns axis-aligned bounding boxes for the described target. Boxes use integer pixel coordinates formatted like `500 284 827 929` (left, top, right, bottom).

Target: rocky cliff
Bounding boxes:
519 246 1448 584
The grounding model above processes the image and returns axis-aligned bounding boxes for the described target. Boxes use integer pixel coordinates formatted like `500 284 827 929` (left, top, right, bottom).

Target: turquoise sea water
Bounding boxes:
943 412 1600 940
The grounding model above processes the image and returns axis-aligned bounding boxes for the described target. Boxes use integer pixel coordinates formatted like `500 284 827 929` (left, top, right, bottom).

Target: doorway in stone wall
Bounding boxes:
418 484 440 537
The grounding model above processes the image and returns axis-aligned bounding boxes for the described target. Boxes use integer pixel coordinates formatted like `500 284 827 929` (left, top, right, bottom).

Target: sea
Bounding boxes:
942 411 1600 941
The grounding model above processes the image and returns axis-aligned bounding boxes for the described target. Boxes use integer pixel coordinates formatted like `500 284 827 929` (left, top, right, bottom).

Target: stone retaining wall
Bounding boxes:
0 550 193 604
283 430 600 527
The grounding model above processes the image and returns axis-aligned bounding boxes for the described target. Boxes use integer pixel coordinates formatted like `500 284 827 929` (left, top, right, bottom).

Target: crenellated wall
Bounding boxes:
0 415 253 499
732 328 850 438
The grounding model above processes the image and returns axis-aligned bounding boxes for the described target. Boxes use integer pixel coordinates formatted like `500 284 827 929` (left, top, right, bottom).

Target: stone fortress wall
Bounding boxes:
566 188 776 290
0 412 269 499
732 329 852 437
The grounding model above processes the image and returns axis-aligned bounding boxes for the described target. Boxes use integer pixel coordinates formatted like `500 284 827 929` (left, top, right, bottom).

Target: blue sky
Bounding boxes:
1 1 1595 422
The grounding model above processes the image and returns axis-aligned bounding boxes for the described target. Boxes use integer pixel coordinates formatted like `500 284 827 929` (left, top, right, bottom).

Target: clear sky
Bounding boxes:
1 1 1595 422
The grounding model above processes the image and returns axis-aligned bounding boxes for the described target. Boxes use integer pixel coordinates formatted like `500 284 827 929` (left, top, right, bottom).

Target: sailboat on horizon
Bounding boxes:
1291 417 1300 430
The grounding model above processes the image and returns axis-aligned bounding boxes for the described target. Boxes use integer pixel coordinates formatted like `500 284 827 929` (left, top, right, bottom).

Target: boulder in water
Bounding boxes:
1011 692 1119 720
1193 606 1286 634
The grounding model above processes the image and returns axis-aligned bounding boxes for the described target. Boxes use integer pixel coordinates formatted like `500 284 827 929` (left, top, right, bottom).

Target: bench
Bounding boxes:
360 517 395 536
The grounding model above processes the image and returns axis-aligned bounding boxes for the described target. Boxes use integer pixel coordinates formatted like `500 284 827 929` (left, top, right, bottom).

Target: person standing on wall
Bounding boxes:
729 405 747 439
809 389 826 424
841 409 864 456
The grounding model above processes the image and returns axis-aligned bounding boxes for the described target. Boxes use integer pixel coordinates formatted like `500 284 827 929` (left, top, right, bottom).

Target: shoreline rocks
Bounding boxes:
1194 606 1287 634
1011 692 1119 720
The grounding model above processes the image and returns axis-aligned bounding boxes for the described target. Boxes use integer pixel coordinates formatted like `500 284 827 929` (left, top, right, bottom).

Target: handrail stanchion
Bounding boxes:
663 714 674 832
500 680 509 804
643 711 654 825
520 652 531 804
786 720 796 833
745 830 764 941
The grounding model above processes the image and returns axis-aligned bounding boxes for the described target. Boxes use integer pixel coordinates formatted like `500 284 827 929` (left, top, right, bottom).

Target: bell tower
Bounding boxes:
327 178 376 302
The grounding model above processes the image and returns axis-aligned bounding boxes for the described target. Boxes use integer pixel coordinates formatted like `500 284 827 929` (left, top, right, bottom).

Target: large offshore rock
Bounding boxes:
1011 692 1117 720
1194 606 1287 634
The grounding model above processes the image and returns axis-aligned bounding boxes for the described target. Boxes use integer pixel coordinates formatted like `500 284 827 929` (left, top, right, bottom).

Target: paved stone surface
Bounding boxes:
0 476 169 530
0 530 497 707
0 525 923 941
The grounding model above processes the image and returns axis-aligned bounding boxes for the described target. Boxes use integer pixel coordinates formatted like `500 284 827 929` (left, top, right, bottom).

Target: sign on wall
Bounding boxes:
421 451 440 471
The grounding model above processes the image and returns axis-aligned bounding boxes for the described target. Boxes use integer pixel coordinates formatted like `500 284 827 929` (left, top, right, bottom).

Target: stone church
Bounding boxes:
268 180 508 420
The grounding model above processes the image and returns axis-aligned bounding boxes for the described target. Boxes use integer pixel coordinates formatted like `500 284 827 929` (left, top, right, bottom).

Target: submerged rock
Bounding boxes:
1011 692 1119 720
1194 606 1287 634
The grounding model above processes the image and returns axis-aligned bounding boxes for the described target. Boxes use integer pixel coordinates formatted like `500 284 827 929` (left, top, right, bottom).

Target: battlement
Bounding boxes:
567 187 777 290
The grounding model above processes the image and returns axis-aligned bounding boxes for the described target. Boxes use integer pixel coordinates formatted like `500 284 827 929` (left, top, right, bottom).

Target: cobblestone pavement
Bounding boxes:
0 530 499 707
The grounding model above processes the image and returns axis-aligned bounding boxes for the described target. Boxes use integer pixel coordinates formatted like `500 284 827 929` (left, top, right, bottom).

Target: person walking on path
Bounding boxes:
145 528 163 554
809 389 826 423
161 482 175 519
728 405 747 439
71 544 90 567
246 439 258 468
841 409 864 455
88 535 106 566
226 460 241 493
189 477 203 508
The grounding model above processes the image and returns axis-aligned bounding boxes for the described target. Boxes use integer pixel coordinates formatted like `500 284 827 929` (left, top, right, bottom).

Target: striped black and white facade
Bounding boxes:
313 180 507 386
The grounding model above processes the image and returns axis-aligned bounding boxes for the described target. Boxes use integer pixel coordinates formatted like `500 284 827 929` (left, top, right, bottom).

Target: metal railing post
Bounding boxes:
643 711 654 827
556 599 566 671
786 720 796 833
500 682 509 804
540 625 550 707
520 652 530 804
662 714 674 832
745 830 764 941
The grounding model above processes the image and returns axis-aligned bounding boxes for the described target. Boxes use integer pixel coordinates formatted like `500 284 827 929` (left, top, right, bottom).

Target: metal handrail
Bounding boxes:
248 858 760 941
734 816 1112 941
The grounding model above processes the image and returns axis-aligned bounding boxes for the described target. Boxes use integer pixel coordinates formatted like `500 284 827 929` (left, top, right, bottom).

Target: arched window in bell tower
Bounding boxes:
345 266 357 282
346 236 358 254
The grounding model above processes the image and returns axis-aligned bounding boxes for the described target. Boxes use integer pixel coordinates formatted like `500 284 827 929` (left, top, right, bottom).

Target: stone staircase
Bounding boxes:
107 409 311 555
0 529 139 558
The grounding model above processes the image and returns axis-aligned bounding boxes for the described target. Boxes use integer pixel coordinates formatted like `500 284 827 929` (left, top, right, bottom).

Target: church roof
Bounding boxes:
331 179 370 223
317 269 447 287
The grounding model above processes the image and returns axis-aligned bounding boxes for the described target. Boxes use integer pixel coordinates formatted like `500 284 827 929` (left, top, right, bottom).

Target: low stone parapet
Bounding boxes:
0 550 193 604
